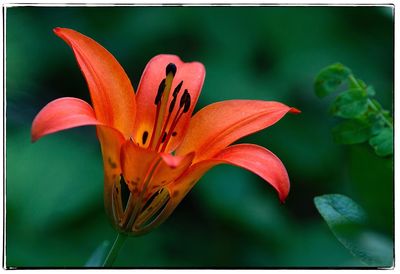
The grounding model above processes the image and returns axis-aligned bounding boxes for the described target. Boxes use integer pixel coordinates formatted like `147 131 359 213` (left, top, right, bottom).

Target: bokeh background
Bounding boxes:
6 6 393 268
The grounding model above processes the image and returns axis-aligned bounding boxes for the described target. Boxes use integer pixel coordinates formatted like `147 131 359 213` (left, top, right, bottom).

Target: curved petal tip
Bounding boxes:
290 107 301 114
31 97 102 143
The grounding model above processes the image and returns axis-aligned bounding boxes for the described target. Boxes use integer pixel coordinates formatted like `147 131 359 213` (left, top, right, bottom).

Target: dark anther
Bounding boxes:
161 132 167 143
154 78 166 105
183 93 191 113
169 97 177 113
172 131 177 137
173 81 183 97
166 63 177 77
179 89 188 109
180 89 191 113
120 174 130 210
142 131 149 145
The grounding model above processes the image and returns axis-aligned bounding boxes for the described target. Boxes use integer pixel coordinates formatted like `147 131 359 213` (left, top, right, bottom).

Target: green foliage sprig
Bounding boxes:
314 63 393 157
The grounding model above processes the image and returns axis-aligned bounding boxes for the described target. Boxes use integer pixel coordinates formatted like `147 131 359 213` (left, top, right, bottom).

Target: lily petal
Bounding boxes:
120 141 159 194
54 27 136 139
120 141 195 197
119 143 195 233
150 143 290 231
171 143 290 206
31 97 102 142
133 54 205 151
213 144 290 202
96 126 126 225
151 152 195 190
176 100 300 162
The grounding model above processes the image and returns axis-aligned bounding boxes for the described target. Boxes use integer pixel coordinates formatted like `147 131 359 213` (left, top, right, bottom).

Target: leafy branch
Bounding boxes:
314 63 393 157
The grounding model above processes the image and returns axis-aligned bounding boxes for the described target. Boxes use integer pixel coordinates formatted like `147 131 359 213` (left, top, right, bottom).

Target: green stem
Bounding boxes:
103 233 127 267
348 74 393 129
348 74 360 88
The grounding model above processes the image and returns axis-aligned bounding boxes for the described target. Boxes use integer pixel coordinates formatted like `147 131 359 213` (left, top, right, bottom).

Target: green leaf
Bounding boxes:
349 78 367 90
369 127 393 157
368 113 386 135
332 119 371 144
85 241 111 267
314 194 393 267
370 98 382 111
314 63 352 98
330 88 368 118
366 86 376 96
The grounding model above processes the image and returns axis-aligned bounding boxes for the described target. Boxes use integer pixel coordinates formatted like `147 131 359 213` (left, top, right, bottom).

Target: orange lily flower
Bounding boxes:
32 28 300 235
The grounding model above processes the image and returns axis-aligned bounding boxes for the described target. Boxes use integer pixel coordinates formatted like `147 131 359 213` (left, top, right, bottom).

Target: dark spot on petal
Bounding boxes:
172 191 179 198
142 131 149 145
172 131 177 137
108 157 117 169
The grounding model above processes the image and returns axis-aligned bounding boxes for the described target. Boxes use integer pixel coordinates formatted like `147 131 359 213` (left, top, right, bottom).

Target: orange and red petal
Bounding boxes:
120 140 195 198
54 27 136 139
213 144 290 202
133 54 205 151
120 141 159 194
96 126 126 225
31 97 103 142
176 100 299 162
167 143 290 214
150 152 195 190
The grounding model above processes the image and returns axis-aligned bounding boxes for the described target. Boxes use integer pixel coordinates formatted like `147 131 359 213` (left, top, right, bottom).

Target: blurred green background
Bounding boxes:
6 6 393 268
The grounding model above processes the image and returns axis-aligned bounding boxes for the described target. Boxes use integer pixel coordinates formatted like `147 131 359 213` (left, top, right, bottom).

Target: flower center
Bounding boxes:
146 63 191 152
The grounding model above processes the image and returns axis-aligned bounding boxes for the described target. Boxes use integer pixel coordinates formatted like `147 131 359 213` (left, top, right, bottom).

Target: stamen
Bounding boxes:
149 77 168 148
159 89 192 152
173 81 183 97
166 63 177 77
123 158 162 230
154 79 166 105
183 93 191 113
155 80 184 150
161 132 167 143
168 80 183 114
148 103 160 148
169 97 177 113
150 63 177 150
180 89 191 113
160 108 184 152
